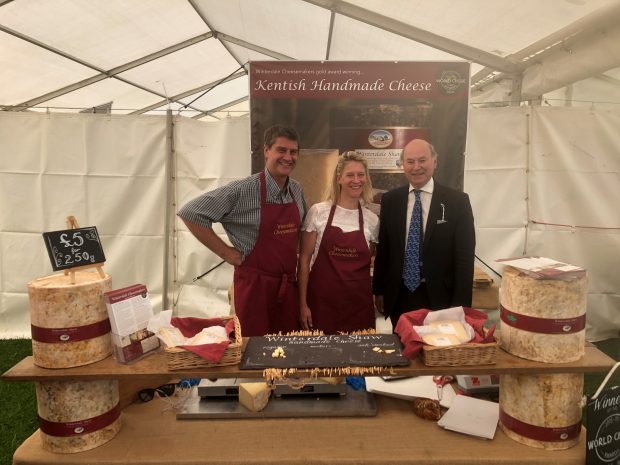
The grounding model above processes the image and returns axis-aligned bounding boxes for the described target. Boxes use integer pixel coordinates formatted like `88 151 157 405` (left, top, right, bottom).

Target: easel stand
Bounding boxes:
63 216 106 284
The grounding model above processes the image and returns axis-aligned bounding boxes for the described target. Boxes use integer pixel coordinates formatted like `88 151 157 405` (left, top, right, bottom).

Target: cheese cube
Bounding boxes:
239 382 271 412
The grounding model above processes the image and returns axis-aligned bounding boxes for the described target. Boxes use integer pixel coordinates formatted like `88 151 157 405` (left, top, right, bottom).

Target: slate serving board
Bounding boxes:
239 333 409 369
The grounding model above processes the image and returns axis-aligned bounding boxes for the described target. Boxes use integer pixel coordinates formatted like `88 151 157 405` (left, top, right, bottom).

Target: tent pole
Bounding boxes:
162 109 174 310
510 75 523 107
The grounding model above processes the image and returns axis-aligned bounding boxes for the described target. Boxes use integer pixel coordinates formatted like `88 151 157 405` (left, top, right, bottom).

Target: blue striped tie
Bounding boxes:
403 189 422 292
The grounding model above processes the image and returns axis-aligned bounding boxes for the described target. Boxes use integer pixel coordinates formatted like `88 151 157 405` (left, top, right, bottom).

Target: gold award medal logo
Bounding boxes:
368 129 393 149
436 69 467 95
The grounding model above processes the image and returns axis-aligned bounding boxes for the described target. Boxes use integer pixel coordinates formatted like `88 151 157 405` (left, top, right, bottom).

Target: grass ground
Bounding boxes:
1 338 619 465
0 339 37 465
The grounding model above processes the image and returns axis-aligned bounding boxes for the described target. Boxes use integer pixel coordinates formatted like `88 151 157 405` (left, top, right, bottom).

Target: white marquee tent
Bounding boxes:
1 0 619 341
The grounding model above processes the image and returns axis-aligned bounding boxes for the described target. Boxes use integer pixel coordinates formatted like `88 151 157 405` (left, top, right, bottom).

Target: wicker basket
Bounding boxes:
164 315 242 370
422 340 497 366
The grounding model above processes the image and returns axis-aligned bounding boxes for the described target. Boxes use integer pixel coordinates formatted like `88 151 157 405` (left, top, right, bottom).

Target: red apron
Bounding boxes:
307 204 375 334
233 172 301 336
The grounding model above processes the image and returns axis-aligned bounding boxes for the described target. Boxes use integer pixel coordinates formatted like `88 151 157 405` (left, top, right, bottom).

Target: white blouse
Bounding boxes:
302 201 379 265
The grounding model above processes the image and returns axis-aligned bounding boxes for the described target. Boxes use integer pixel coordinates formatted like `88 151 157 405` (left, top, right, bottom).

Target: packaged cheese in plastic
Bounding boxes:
157 327 186 348
428 320 471 343
421 333 462 347
414 306 476 347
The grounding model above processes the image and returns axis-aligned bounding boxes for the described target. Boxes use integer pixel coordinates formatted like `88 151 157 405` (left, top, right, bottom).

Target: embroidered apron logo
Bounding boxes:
328 246 359 258
273 222 297 235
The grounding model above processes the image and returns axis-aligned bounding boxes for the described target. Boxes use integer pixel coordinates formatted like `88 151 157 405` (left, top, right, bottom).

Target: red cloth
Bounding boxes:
394 307 496 359
171 317 235 363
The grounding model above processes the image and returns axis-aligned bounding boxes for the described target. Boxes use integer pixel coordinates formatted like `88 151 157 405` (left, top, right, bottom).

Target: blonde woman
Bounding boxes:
298 152 379 334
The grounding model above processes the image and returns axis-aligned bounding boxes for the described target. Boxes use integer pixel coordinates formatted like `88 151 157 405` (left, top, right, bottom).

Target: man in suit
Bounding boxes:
373 139 475 327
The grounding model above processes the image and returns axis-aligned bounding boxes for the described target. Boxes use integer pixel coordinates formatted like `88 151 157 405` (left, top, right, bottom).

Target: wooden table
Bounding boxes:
11 395 591 465
3 342 615 465
3 343 613 382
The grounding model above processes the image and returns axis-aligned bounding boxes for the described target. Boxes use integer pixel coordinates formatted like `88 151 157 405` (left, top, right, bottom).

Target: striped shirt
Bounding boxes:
177 170 307 259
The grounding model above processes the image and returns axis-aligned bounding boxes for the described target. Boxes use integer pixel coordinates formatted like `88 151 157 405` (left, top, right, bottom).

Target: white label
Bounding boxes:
437 323 457 335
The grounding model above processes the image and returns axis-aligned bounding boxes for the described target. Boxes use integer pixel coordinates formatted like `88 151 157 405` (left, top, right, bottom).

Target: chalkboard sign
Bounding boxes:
239 334 410 370
586 384 620 465
42 226 106 271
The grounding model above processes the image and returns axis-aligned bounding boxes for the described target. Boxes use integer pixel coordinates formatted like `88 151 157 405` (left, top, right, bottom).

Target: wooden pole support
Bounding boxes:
66 216 80 229
95 265 105 278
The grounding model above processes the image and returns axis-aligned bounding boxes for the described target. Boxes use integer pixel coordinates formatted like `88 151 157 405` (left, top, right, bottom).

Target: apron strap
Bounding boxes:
357 203 364 230
259 171 267 207
328 203 365 230
327 204 336 227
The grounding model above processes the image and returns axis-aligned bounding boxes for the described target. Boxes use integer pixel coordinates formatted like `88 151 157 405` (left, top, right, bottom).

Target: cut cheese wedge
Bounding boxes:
239 382 272 412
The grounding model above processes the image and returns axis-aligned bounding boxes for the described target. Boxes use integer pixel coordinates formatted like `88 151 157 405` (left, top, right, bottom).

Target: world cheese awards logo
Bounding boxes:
436 69 467 95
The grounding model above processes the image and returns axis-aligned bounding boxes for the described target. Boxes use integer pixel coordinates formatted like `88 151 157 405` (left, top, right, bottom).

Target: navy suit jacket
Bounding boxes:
373 181 475 317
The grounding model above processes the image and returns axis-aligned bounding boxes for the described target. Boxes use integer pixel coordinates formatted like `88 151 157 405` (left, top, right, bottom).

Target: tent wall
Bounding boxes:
0 112 250 338
1 108 618 341
173 116 250 315
467 106 620 341
0 112 168 337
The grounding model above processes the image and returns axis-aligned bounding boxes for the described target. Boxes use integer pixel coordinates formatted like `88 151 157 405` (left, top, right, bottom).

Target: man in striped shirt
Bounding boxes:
178 126 307 336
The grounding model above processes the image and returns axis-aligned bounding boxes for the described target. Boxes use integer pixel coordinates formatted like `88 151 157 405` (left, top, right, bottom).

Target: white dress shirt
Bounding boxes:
302 201 379 267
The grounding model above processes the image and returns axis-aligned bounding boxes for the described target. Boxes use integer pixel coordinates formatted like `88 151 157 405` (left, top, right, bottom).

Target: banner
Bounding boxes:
587 363 620 465
249 61 470 200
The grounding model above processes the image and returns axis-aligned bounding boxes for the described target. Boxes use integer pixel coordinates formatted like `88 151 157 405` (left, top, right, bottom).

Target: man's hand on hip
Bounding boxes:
223 246 243 266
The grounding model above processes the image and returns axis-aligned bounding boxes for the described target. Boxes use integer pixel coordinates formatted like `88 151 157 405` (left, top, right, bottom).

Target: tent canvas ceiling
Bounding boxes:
1 0 620 118
1 0 619 341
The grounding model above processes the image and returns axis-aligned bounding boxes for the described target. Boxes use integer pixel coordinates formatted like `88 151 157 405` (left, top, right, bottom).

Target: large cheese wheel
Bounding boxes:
500 265 587 363
499 373 583 450
28 271 112 368
36 379 121 453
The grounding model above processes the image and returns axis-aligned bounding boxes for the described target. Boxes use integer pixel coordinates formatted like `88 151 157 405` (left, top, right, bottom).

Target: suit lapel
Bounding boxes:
394 186 409 258
424 182 444 251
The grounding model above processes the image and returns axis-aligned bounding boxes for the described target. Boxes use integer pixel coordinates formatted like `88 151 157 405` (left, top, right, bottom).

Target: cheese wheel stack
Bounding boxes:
28 271 112 368
499 265 587 450
499 373 583 450
36 379 121 453
500 265 587 363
